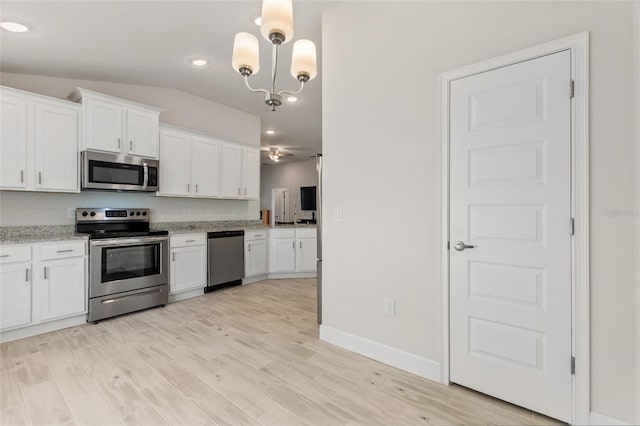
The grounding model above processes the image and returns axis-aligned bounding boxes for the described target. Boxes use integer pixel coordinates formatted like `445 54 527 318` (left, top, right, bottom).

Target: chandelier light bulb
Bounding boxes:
260 0 293 44
291 39 317 81
232 32 260 75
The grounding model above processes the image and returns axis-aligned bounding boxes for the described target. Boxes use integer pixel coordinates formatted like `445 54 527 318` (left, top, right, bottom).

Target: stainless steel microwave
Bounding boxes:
81 150 159 192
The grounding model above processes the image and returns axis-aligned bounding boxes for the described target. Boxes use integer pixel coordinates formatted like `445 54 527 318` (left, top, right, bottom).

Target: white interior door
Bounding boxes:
449 51 572 422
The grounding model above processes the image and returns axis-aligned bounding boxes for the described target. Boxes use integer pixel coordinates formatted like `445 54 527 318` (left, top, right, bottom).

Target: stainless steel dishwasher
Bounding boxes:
205 230 245 292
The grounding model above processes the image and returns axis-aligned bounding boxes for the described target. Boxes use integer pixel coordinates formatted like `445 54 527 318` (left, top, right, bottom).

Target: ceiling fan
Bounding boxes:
264 148 293 162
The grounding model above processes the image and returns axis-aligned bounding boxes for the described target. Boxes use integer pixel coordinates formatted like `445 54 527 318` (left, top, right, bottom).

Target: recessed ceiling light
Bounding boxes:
265 129 275 135
0 21 29 33
254 16 262 26
287 96 298 103
191 58 208 66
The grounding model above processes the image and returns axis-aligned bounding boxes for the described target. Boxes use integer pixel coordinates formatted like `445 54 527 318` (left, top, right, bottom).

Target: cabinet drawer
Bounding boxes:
245 230 267 241
0 245 31 264
39 241 86 260
271 229 296 239
296 228 317 238
171 234 206 248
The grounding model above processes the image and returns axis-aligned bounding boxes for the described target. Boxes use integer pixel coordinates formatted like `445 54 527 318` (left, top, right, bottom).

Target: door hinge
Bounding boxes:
569 80 575 98
570 217 575 236
571 356 576 375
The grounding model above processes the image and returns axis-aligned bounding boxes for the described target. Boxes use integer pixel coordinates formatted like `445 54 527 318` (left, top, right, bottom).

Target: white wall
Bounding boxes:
634 2 640 423
0 73 261 225
322 1 636 423
260 159 319 221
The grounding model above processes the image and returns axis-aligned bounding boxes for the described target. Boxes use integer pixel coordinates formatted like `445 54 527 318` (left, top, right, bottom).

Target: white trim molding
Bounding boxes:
0 314 86 344
634 3 640 424
439 32 590 425
319 325 441 382
590 411 633 426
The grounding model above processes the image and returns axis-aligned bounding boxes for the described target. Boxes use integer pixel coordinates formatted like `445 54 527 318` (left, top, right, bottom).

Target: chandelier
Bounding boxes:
232 0 317 111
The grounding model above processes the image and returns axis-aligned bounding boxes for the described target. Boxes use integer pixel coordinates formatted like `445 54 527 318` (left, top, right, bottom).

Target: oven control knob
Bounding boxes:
90 211 96 217
136 211 141 216
129 212 135 216
82 211 88 217
142 212 147 216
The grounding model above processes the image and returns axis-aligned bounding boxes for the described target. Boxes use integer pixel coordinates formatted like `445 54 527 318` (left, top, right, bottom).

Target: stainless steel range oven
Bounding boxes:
76 208 168 322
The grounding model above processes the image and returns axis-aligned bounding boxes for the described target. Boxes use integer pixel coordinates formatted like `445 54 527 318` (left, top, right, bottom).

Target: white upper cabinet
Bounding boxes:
192 136 221 197
221 143 243 198
0 86 80 193
159 129 191 196
242 147 260 199
0 93 28 190
70 88 162 159
35 102 79 192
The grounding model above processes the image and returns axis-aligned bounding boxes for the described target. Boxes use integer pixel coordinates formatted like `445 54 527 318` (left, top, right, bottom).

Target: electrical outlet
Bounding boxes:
384 298 395 316
334 207 343 222
67 208 75 218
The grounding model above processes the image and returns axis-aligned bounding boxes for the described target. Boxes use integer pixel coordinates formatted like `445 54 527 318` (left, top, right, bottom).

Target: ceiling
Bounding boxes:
0 1 334 164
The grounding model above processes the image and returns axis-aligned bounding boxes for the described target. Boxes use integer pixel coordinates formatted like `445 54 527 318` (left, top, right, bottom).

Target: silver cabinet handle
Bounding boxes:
248 244 251 252
195 184 198 193
185 240 195 243
299 241 302 249
172 252 175 261
187 184 190 193
43 266 47 279
0 254 9 258
38 172 42 184
56 249 74 253
20 170 24 183
25 268 29 282
244 188 247 196
118 138 121 149
237 188 241 195
292 241 295 249
130 140 133 151
453 241 476 252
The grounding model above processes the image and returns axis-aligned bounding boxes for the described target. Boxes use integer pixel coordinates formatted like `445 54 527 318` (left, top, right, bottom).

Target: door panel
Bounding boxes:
159 130 191 196
449 51 572 422
0 94 28 189
127 108 158 158
86 98 122 153
192 137 221 197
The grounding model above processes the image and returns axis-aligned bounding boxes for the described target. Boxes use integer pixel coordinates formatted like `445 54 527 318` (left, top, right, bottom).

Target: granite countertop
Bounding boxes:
0 220 316 244
0 225 89 244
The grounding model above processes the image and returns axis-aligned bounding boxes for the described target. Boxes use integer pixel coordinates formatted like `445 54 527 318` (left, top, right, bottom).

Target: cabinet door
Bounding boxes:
85 97 123 153
35 102 79 192
39 257 86 322
296 237 317 272
245 239 267 277
269 237 296 272
220 143 242 198
126 107 159 158
0 263 32 330
0 93 28 189
170 246 206 293
192 137 221 197
158 130 191 196
242 147 260 199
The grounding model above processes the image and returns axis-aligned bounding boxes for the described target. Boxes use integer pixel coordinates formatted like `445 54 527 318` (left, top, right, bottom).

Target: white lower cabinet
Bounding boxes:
245 230 267 278
0 240 87 336
170 234 206 295
39 257 86 322
0 263 32 330
269 228 317 274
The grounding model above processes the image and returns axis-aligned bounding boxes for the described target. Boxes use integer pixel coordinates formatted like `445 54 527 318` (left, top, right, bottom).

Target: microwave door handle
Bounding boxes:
142 162 148 190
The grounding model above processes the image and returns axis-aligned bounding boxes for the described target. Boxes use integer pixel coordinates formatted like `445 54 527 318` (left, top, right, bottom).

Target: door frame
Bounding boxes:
439 32 590 424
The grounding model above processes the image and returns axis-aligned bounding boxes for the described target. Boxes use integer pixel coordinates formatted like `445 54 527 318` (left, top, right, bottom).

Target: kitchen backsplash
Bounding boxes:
0 191 260 226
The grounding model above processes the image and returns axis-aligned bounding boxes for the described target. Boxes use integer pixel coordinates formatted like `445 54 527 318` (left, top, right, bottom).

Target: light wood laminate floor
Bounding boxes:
0 278 563 426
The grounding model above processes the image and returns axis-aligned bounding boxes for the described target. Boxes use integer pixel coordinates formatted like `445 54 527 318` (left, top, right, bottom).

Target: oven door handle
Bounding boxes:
142 162 149 190
90 236 168 246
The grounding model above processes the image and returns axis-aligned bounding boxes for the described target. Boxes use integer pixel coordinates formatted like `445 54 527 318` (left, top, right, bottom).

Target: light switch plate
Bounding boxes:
334 207 343 222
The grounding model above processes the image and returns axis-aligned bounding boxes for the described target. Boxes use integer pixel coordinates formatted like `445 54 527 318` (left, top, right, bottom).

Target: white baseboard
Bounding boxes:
242 274 270 285
590 411 633 425
0 314 87 343
169 288 204 303
319 325 441 382
268 272 316 279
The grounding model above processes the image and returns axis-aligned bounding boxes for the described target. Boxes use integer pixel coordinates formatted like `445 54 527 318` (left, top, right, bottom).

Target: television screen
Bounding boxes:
300 186 317 210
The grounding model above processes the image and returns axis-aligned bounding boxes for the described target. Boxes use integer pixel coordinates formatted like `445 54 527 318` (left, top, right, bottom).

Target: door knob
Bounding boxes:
453 241 475 252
